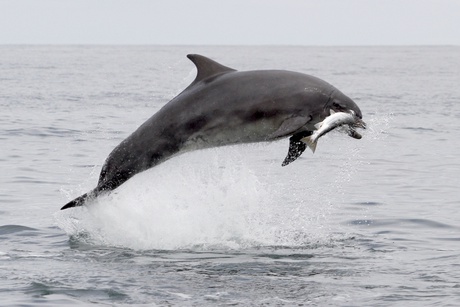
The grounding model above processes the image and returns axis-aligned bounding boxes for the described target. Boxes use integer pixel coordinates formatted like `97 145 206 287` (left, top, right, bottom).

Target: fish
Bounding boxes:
301 110 366 153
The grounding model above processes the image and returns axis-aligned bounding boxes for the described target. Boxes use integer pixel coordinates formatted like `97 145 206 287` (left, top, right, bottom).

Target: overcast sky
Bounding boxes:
1 0 459 45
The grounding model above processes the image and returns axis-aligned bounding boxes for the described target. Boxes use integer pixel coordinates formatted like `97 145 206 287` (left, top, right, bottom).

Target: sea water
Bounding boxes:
1 45 459 306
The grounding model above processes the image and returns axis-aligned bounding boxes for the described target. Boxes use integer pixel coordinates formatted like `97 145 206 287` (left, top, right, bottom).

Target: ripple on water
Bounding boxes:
346 218 455 229
25 281 128 303
0 225 38 236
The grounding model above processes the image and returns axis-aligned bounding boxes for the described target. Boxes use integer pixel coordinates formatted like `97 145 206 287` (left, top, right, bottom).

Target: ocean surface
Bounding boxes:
1 45 459 306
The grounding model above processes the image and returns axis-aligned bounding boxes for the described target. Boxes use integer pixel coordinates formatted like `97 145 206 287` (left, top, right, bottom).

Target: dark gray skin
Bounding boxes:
61 54 364 210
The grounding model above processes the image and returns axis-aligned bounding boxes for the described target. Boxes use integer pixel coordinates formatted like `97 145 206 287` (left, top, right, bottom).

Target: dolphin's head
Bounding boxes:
326 90 363 119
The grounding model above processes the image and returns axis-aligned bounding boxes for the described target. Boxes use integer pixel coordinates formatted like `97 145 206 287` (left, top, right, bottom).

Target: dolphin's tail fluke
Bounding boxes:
61 190 95 210
61 180 117 210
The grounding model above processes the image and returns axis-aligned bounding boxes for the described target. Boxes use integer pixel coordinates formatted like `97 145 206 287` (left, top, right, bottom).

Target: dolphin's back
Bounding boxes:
162 70 332 145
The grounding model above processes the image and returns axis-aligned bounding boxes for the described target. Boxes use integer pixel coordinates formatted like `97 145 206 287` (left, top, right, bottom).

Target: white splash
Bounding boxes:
55 142 362 251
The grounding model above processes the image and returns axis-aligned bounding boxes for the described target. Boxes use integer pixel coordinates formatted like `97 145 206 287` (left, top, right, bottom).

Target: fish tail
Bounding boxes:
301 136 317 153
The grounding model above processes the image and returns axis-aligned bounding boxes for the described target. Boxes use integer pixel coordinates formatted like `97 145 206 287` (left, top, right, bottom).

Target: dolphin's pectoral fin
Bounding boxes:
281 131 313 167
269 116 311 139
281 140 306 166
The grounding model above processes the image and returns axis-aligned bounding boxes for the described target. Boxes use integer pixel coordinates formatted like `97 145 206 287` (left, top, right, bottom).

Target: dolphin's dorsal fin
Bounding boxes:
187 54 236 86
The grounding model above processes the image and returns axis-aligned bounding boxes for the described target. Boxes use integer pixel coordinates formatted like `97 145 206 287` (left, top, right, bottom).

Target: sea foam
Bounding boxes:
55 143 344 250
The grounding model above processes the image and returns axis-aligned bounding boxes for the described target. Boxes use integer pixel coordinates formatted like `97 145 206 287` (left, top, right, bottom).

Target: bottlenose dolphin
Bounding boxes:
61 54 364 210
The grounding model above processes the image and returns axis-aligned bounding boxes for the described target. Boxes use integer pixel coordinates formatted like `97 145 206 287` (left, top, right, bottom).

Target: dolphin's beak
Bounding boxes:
347 127 362 139
348 118 366 139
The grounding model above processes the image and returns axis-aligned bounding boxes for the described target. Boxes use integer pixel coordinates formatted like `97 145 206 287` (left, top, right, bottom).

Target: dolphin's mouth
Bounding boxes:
330 108 367 133
342 109 366 139
347 127 363 139
347 118 366 139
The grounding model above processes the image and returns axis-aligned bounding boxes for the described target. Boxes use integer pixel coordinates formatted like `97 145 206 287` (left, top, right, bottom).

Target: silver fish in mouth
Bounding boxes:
301 110 366 153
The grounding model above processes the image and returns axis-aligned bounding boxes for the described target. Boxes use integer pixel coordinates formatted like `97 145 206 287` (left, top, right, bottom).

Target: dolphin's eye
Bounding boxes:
332 102 343 111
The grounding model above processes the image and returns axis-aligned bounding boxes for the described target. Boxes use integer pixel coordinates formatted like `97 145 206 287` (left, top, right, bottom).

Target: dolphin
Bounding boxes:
61 54 364 210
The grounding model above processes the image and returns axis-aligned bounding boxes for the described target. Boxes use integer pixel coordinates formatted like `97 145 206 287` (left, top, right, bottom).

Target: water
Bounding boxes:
1 45 459 306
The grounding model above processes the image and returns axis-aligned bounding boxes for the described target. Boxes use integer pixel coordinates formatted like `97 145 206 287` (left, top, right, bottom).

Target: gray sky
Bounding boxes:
1 0 459 45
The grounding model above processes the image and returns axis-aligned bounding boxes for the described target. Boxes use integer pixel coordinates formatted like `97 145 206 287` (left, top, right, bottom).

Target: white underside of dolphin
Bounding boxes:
61 54 364 210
